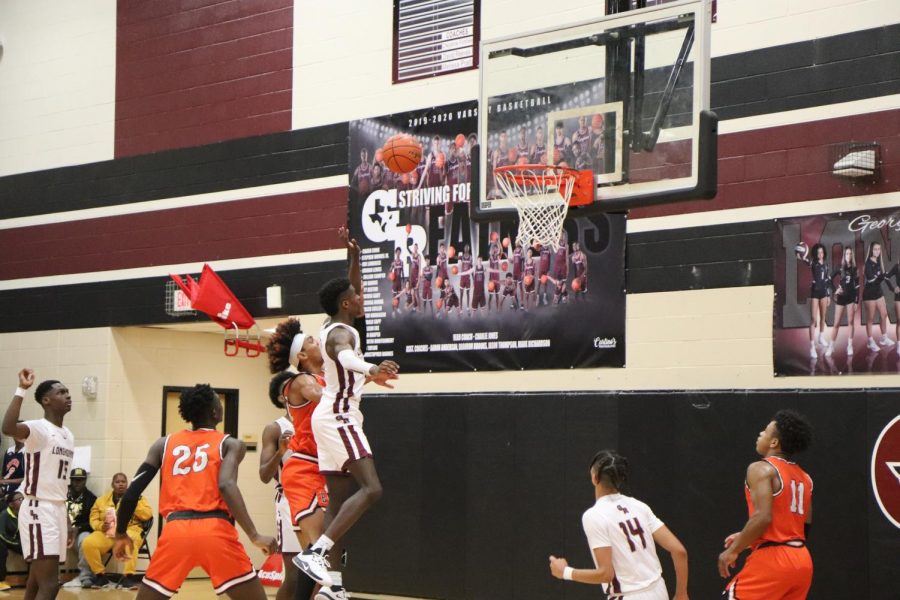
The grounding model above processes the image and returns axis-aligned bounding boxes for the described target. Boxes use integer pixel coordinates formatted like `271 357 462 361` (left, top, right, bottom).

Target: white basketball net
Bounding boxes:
493 166 576 252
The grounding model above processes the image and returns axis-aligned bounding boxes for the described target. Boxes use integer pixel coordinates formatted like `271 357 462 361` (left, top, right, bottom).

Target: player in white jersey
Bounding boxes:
258 397 302 600
294 277 398 597
550 451 689 600
3 368 75 600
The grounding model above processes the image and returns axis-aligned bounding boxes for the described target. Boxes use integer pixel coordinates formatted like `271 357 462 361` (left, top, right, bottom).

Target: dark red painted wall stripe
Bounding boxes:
0 187 347 280
115 0 293 158
630 108 900 219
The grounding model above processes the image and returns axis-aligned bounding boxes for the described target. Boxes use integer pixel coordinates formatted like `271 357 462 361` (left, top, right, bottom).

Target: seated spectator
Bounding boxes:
0 492 23 591
82 473 151 590
63 468 97 588
0 433 24 495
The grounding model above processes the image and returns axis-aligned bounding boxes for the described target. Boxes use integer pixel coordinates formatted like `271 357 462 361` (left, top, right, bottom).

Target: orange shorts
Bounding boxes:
724 544 812 600
281 457 329 525
143 517 256 597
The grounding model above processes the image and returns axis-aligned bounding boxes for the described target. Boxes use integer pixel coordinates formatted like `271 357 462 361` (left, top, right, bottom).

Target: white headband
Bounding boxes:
288 333 304 369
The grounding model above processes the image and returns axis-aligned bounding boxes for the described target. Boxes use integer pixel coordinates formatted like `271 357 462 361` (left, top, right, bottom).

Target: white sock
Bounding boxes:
312 535 334 553
329 571 343 587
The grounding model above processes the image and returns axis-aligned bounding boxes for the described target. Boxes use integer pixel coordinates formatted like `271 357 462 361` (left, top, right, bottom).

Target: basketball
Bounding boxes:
455 133 465 148
488 281 496 292
451 265 459 275
540 274 548 285
572 278 582 292
382 133 422 174
592 113 604 130
388 271 396 281
435 276 443 289
447 245 456 259
524 275 534 286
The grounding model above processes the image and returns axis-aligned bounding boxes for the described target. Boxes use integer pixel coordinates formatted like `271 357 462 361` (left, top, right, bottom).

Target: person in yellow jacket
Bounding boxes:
82 472 152 590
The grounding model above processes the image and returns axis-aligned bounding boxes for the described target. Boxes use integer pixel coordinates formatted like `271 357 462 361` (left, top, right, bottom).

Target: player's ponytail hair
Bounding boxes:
266 318 302 374
589 450 629 492
268 371 296 410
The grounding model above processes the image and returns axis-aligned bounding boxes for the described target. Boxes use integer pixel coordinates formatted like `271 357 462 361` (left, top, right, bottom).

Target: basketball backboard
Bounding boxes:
472 0 716 221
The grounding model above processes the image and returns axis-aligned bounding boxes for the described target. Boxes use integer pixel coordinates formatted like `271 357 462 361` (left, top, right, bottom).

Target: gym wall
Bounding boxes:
1 0 899 597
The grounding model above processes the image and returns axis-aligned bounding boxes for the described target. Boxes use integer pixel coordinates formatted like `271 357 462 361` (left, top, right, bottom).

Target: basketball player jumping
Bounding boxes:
719 410 814 600
293 277 399 599
261 226 365 600
549 450 689 600
3 368 75 600
112 384 276 600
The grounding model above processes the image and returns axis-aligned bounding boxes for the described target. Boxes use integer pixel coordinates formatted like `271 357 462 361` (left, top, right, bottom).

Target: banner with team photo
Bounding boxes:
349 101 625 372
775 208 900 376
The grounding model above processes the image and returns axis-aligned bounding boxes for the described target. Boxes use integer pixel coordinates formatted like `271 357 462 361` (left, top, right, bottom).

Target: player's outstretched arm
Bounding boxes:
652 525 689 600
327 327 400 384
113 436 166 560
549 550 614 585
3 369 35 440
718 461 774 577
339 226 363 306
220 437 276 555
258 422 291 484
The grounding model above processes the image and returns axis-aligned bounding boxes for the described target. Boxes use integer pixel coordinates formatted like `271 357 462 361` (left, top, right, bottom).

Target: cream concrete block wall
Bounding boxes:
0 0 116 177
109 327 275 557
292 0 899 128
0 328 114 490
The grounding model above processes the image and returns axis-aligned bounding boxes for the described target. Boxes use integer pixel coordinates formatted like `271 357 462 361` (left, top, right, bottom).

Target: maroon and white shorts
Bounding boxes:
311 409 373 475
19 497 68 562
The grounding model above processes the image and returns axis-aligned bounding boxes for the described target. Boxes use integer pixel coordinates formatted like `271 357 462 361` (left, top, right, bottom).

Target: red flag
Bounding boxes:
170 264 256 330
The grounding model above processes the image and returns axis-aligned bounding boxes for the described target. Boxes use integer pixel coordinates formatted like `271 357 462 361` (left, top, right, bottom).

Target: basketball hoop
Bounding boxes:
493 164 590 251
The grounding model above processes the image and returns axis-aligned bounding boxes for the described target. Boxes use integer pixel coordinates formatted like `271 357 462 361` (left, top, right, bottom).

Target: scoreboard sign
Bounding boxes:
393 0 480 83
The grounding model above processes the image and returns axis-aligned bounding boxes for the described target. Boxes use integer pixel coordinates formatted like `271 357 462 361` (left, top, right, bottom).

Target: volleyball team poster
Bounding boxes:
348 100 626 372
775 207 900 376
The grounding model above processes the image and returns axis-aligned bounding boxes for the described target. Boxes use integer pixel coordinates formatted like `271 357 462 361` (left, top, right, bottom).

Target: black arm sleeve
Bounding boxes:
115 462 158 535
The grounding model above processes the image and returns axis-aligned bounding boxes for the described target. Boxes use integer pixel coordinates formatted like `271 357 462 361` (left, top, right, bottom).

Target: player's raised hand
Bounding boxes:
252 533 277 555
18 368 35 390
338 226 361 258
548 555 568 579
113 534 134 561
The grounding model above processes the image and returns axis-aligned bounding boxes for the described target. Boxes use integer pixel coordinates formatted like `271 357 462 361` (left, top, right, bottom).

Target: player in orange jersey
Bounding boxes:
719 410 814 600
112 385 276 600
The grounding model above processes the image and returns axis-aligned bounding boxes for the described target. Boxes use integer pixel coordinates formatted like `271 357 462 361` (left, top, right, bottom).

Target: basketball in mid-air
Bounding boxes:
382 134 422 174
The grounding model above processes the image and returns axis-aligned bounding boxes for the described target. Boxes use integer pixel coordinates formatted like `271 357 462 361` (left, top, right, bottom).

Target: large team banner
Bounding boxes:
349 101 625 372
775 208 900 376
